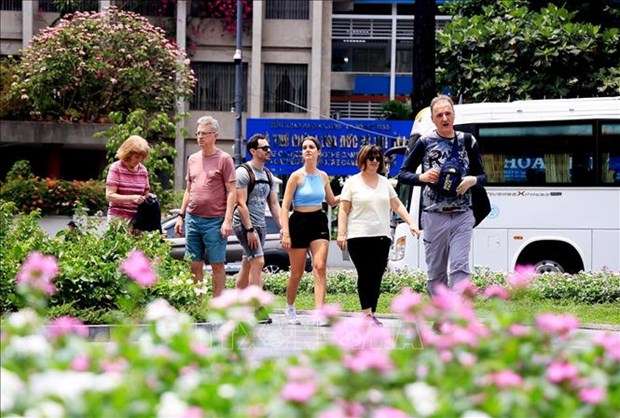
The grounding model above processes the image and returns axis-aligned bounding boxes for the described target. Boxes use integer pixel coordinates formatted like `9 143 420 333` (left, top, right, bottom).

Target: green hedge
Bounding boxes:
0 201 194 314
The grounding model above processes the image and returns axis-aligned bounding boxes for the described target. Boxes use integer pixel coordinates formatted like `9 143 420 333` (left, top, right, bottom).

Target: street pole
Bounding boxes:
233 0 243 165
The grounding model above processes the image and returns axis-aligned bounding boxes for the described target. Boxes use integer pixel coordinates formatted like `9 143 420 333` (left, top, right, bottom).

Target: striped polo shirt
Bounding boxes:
106 160 150 220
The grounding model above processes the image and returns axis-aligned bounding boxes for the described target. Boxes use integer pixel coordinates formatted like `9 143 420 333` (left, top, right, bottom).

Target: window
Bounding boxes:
332 40 391 72
396 40 413 73
263 64 308 113
475 123 596 186
0 0 21 10
600 122 620 184
266 0 309 19
38 0 99 12
114 0 175 16
190 62 247 112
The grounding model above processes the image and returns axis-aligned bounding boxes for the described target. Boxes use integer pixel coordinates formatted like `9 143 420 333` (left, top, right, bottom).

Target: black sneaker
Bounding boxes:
256 307 272 324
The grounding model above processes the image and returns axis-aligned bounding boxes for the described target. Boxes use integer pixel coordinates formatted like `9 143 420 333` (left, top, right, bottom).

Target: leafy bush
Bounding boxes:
0 162 107 215
262 268 620 304
97 110 180 208
381 99 413 120
0 57 29 119
8 7 195 121
0 202 194 314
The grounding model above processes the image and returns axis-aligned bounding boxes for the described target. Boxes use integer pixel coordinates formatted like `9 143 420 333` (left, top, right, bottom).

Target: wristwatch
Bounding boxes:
245 227 255 233
177 212 185 219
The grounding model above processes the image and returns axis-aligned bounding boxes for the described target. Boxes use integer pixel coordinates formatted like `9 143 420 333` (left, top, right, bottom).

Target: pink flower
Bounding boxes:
16 251 59 295
191 342 209 356
331 316 394 353
70 354 90 371
508 324 530 337
483 285 509 300
390 288 422 321
579 387 606 404
488 370 524 388
547 361 579 384
535 313 579 337
431 285 476 322
372 407 411 418
507 265 537 289
457 352 477 367
48 316 88 339
183 406 204 418
286 367 315 381
120 250 157 287
453 279 479 299
101 358 128 374
281 381 316 403
344 348 393 374
593 332 620 361
312 303 341 324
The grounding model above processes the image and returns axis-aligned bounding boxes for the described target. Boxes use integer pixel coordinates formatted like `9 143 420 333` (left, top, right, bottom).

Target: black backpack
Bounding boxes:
239 163 273 197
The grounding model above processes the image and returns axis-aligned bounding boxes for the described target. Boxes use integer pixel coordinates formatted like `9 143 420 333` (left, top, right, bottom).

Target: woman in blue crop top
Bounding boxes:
280 136 339 325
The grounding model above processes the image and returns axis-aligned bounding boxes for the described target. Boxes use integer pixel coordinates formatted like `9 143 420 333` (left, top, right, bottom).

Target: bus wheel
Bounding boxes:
534 259 565 274
516 240 583 275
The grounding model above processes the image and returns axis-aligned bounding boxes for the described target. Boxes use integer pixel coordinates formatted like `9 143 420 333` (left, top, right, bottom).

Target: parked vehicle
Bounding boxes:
388 97 620 275
162 212 312 274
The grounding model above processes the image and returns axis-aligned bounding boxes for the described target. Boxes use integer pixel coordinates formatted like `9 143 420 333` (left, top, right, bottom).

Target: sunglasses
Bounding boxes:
367 155 381 162
256 145 271 151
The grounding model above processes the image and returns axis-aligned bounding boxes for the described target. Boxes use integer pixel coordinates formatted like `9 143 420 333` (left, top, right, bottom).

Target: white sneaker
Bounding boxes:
286 307 301 325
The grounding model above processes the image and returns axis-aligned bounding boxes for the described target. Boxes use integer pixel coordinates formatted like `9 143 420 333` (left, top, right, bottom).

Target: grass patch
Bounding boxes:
274 294 620 326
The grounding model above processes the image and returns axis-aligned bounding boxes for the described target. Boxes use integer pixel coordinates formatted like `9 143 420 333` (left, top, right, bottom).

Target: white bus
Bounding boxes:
389 97 620 274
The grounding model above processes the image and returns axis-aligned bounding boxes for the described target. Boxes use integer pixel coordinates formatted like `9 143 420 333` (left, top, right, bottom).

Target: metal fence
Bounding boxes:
330 101 384 120
265 0 309 20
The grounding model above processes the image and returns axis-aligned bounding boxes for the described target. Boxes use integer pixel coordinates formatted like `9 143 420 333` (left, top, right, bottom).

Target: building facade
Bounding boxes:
0 0 446 183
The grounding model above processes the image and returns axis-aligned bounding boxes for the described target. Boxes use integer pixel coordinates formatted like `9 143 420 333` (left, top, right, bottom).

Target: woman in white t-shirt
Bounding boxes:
337 145 419 326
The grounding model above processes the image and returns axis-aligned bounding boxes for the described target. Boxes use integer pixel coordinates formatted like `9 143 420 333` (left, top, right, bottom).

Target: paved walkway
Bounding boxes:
87 313 618 362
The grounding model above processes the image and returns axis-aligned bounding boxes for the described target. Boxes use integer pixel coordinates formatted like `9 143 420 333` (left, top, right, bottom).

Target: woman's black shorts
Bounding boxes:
289 210 329 248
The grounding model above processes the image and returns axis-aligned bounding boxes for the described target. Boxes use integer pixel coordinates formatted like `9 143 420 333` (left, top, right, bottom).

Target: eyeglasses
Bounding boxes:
196 131 216 137
256 145 271 152
367 155 381 162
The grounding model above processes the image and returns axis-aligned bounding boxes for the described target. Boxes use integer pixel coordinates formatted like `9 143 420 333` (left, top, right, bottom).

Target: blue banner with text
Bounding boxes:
246 119 412 176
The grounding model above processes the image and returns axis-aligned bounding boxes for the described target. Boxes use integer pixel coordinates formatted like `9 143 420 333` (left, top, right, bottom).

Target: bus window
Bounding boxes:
600 122 620 185
477 123 595 186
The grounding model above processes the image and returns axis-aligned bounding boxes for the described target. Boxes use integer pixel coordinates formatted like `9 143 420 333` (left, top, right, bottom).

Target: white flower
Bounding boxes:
226 306 256 324
405 381 438 417
157 392 187 418
218 384 236 399
155 313 191 340
1 368 24 412
7 308 40 330
238 285 274 306
367 388 384 403
28 371 120 405
145 299 178 321
209 289 240 310
24 401 65 418
194 286 208 296
6 335 51 358
176 370 200 393
462 411 491 418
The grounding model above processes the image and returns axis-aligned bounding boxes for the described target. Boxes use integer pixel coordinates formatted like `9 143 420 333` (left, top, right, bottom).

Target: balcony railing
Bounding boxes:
330 100 384 120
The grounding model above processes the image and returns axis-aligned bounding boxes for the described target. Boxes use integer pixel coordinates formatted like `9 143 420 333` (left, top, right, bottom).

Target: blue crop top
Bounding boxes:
293 173 325 208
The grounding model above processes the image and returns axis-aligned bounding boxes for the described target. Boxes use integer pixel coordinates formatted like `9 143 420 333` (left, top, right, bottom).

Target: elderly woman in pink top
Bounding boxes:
105 135 151 221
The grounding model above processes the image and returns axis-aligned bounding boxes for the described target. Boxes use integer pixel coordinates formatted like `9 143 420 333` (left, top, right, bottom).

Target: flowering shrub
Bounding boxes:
192 0 252 34
2 252 620 417
9 7 195 121
0 161 107 215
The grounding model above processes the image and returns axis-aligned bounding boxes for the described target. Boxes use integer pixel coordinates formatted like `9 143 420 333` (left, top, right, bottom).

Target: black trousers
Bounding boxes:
347 236 391 313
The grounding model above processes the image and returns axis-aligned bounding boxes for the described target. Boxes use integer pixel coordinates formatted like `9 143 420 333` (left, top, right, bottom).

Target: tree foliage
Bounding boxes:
8 7 195 121
97 110 180 208
437 0 620 102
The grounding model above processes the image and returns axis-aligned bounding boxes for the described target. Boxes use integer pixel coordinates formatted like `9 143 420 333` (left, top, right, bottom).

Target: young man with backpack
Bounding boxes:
233 134 282 322
398 95 487 296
